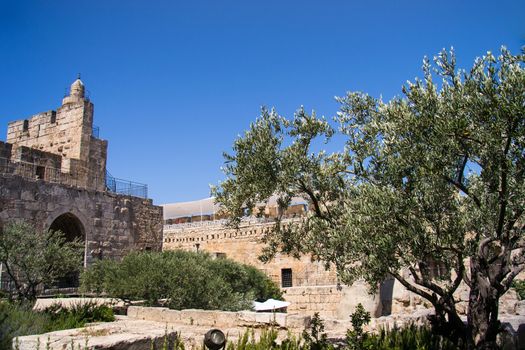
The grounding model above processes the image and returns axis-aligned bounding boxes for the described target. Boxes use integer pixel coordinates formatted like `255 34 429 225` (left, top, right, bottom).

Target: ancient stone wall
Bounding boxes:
6 95 107 192
163 219 388 318
0 170 163 264
163 220 338 288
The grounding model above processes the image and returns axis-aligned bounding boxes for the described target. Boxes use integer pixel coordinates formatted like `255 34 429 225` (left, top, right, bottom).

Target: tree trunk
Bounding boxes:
468 260 501 349
428 299 468 346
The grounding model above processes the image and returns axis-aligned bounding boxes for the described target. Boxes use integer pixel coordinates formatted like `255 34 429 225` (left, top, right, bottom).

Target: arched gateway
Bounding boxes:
48 212 86 288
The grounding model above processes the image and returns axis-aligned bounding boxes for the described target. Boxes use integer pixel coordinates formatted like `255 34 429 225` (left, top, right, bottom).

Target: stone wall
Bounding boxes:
6 95 107 192
163 220 337 288
163 220 387 318
0 174 163 264
127 306 310 330
284 283 383 319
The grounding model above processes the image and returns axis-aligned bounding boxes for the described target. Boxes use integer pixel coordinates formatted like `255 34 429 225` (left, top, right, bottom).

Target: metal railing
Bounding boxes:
106 171 148 198
164 217 283 232
0 157 106 190
0 157 148 199
92 125 100 139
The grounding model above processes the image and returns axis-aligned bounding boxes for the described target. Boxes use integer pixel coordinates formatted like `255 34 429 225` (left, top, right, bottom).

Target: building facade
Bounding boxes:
0 78 163 288
162 198 385 319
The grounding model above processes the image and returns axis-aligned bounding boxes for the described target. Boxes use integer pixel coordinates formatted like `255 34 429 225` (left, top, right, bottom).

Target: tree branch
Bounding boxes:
443 175 481 208
391 270 437 304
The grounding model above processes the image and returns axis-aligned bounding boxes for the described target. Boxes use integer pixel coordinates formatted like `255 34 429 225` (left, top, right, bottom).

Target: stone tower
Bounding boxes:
6 78 108 191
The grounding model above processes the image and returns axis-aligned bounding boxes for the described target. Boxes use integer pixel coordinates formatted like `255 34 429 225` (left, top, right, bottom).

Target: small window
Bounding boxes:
50 111 57 123
145 246 152 251
23 120 29 132
36 166 45 180
215 252 227 259
281 268 293 288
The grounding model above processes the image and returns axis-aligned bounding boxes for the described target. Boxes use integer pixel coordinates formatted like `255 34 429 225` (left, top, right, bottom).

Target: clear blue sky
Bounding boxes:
1 1 523 204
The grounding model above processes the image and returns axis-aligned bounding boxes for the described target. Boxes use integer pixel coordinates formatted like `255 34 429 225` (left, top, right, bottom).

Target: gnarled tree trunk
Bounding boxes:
467 258 501 349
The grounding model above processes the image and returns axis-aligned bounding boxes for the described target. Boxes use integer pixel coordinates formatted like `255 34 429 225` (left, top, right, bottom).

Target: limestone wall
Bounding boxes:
284 283 383 319
163 220 337 288
127 306 310 330
163 221 386 318
6 98 107 192
0 175 163 264
7 103 87 162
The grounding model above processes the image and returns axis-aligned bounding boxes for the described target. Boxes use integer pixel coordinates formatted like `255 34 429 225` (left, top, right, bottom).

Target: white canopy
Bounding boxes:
253 298 291 312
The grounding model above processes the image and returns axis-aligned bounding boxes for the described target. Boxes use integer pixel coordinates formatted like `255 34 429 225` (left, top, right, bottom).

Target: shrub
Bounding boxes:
363 324 458 350
41 301 114 331
0 301 115 349
512 280 525 300
80 250 281 311
345 304 371 350
0 302 49 350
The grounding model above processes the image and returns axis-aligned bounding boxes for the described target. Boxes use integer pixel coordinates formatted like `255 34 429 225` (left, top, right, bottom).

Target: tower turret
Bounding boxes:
62 75 86 105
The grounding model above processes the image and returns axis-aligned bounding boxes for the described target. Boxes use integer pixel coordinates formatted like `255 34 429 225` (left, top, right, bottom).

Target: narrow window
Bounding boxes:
281 268 293 288
50 111 57 123
36 166 45 180
23 120 29 132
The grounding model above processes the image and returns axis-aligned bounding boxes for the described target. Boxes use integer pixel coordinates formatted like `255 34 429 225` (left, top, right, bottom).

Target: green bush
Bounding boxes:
0 303 49 350
41 301 114 331
512 280 525 300
0 301 115 349
80 250 282 311
363 324 458 350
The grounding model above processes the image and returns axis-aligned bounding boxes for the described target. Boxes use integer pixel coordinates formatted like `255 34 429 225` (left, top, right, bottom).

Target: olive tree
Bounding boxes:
0 221 83 302
213 48 525 348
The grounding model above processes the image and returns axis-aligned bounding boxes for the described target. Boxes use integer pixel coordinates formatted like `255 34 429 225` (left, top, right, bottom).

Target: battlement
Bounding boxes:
2 78 148 198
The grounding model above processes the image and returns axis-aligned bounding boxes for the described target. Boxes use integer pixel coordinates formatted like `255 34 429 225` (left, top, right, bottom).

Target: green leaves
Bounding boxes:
0 222 83 302
80 250 281 311
215 47 525 345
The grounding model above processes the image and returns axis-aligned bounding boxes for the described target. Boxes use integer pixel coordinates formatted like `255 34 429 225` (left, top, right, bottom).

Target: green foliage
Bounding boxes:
226 328 306 350
363 324 458 350
213 47 525 347
149 326 185 350
80 250 281 311
302 313 333 350
512 280 525 300
40 301 114 331
0 301 114 349
0 302 49 350
0 222 83 302
345 304 371 350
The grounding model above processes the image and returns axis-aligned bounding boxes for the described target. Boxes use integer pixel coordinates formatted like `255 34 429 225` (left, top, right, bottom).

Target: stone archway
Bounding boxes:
48 212 85 288
49 212 85 243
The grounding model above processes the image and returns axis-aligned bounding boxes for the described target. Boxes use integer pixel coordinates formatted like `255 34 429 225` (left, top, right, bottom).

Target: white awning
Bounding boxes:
253 298 291 311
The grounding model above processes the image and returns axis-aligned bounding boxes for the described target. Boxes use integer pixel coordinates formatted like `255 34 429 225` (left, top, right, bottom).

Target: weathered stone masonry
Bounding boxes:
0 78 163 275
0 175 162 264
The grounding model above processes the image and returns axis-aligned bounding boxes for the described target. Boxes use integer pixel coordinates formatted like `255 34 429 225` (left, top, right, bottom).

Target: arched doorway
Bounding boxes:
48 213 85 288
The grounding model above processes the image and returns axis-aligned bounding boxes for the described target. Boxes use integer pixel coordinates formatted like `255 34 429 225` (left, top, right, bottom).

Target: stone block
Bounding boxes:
127 306 140 318
215 311 238 328
237 311 257 324
286 314 310 330
254 312 272 324
180 309 217 326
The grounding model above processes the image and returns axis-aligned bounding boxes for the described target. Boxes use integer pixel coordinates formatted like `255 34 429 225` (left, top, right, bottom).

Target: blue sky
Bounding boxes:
0 1 523 204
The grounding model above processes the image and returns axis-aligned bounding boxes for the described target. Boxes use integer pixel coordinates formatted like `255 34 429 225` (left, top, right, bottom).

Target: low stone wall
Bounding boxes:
283 283 382 319
127 306 310 330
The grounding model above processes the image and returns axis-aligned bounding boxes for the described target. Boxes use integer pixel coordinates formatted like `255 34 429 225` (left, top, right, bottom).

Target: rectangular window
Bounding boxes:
281 268 293 288
36 166 45 180
50 111 57 123
23 120 29 132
